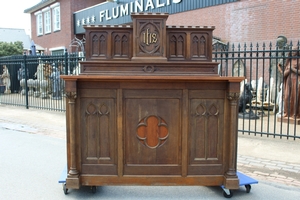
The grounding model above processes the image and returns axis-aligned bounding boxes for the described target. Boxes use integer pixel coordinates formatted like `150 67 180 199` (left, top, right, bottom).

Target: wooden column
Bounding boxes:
65 80 80 189
224 89 240 189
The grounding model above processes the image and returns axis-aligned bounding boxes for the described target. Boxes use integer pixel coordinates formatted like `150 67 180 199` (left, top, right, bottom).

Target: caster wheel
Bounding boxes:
245 184 251 193
91 186 97 193
223 190 233 198
63 183 68 195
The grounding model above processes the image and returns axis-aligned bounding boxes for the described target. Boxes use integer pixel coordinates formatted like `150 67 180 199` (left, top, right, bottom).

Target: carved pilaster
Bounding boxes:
224 92 240 189
65 92 79 177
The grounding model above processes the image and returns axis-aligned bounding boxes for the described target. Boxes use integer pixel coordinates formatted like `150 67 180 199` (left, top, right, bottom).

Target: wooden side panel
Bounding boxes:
112 31 132 59
90 32 108 58
167 32 187 61
190 32 210 61
123 89 182 175
188 90 225 175
79 89 117 175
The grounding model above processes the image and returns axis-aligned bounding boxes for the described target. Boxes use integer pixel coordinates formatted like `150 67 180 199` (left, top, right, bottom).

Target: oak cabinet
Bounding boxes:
61 13 243 191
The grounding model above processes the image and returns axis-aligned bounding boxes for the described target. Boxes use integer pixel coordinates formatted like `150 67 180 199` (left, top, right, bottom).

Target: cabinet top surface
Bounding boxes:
60 75 244 83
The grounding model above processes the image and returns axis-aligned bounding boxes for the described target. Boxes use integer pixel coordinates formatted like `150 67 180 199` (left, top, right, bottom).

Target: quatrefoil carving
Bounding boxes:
136 115 169 149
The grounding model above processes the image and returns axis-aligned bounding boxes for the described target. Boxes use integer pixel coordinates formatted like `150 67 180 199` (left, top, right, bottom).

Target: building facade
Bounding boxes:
25 0 300 54
24 0 105 54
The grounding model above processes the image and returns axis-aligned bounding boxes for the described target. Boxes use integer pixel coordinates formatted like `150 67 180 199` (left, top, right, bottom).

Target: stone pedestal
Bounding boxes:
277 116 300 125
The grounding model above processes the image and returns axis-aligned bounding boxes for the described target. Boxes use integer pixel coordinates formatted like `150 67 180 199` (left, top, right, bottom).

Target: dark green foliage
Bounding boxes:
0 41 24 57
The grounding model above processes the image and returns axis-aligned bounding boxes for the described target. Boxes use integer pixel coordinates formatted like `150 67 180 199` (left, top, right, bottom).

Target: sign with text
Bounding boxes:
74 0 238 34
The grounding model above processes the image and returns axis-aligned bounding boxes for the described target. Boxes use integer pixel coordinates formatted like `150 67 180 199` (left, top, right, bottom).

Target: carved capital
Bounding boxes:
227 92 240 102
65 92 77 101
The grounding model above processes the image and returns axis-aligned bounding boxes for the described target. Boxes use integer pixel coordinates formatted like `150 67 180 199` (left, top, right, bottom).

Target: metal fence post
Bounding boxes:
23 54 29 109
64 49 68 75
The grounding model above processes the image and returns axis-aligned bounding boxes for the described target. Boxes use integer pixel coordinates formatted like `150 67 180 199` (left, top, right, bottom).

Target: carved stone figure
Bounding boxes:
283 47 300 119
17 63 29 81
276 83 284 117
17 64 29 95
33 59 45 97
50 64 62 100
1 65 11 93
239 82 253 113
270 36 288 105
238 82 259 119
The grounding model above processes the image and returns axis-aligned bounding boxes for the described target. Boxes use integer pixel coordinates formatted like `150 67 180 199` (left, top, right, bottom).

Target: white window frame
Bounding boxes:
52 6 61 31
43 8 51 34
35 11 43 36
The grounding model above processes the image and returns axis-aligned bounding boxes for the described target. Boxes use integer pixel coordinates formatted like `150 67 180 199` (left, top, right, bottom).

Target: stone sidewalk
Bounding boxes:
0 104 300 188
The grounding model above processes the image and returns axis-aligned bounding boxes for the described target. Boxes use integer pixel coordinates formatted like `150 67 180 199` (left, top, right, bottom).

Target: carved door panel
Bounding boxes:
188 90 224 175
124 89 182 175
190 32 210 61
79 89 117 175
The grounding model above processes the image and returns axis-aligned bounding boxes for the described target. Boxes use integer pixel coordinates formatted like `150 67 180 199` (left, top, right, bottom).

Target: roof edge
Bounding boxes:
24 0 56 14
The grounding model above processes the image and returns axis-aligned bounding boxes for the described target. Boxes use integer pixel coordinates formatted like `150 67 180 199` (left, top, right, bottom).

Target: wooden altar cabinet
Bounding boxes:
61 13 244 191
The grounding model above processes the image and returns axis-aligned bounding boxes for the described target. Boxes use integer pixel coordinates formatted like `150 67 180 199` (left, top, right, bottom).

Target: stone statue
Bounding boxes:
17 63 29 81
1 65 11 94
34 60 45 81
17 64 29 95
283 47 300 119
239 82 253 113
270 36 288 105
33 59 45 97
276 83 284 117
50 64 62 100
238 82 259 119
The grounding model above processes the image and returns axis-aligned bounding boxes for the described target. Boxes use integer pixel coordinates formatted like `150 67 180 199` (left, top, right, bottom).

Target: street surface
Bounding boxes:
1 125 300 199
1 105 300 199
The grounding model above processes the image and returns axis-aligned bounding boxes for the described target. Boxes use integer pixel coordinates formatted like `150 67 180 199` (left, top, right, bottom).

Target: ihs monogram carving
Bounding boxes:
139 22 160 54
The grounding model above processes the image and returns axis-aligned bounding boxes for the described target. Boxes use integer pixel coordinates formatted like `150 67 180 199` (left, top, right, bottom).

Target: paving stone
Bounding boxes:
253 171 269 176
237 160 250 164
249 162 265 167
265 165 281 170
270 173 286 179
281 168 299 173
277 164 294 169
270 160 287 165
261 161 276 165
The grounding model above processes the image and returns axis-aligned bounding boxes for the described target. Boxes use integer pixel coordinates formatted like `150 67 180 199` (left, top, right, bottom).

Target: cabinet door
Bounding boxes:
79 89 117 175
123 89 182 175
188 90 225 175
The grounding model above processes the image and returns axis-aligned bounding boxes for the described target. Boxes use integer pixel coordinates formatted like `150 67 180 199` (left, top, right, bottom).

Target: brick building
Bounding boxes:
24 0 105 54
25 0 299 54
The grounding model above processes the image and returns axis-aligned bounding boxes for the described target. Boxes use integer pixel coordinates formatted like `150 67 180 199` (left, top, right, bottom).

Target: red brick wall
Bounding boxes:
167 0 300 46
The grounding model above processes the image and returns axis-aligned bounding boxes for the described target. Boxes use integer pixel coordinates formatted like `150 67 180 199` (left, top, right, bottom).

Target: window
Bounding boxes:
52 6 60 31
51 3 61 32
44 10 51 34
35 12 43 36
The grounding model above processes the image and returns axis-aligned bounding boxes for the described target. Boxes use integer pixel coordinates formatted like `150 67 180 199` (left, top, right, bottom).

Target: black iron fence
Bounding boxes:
0 43 299 139
0 51 84 111
213 41 300 140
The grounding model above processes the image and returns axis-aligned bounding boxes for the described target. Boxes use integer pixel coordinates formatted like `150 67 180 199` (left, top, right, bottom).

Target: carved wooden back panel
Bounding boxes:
84 13 214 66
86 28 133 60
